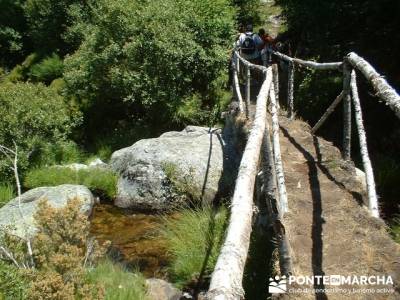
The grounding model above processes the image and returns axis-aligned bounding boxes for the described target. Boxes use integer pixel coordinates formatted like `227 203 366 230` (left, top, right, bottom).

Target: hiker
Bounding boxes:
237 24 263 65
258 28 276 66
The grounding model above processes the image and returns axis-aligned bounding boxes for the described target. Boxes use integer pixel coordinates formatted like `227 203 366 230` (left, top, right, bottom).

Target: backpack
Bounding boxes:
241 33 256 55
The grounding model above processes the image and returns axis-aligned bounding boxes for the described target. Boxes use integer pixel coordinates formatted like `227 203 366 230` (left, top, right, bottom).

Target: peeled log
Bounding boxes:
206 67 273 300
350 70 380 218
346 52 400 119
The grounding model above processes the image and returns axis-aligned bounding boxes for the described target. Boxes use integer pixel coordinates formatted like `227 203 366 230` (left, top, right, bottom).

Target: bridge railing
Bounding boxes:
206 48 400 299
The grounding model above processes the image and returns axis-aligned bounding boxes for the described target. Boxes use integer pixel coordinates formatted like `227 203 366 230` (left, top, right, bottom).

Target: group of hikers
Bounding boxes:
236 24 276 66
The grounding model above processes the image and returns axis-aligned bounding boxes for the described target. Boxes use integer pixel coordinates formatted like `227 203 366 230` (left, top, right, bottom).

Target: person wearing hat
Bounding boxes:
237 24 263 65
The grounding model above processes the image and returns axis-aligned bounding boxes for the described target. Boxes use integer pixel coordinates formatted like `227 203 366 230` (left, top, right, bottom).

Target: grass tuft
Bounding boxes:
161 205 228 288
0 183 15 208
24 167 117 199
86 259 149 300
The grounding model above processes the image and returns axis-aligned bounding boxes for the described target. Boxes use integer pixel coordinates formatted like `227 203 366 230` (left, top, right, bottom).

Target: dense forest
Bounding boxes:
0 0 399 298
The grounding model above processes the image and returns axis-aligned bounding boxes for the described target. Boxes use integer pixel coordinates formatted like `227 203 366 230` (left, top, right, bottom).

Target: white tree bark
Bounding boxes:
342 65 352 160
232 60 245 114
312 91 345 134
346 52 400 119
269 83 288 214
272 64 280 106
350 70 380 218
287 61 294 119
272 51 342 70
246 66 251 119
206 67 273 300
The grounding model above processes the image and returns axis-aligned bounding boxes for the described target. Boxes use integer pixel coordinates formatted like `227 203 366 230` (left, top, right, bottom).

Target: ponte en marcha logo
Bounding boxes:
268 275 395 295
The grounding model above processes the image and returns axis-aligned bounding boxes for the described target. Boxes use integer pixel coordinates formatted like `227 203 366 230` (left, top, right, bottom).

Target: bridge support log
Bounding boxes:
346 52 400 119
312 91 345 134
206 67 273 300
342 64 352 160
350 70 380 218
269 83 288 214
287 61 294 119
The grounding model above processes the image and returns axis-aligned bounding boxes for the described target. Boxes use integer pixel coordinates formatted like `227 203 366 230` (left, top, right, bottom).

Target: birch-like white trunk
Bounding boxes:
272 51 342 70
206 67 273 300
312 91 345 134
287 61 294 119
342 64 352 160
246 66 251 119
269 83 288 214
350 70 380 218
347 52 400 119
232 62 245 114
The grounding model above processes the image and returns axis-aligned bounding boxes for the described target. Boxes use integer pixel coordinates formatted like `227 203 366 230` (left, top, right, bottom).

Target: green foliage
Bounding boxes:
28 53 63 84
4 53 40 83
0 183 15 208
24 167 117 199
0 260 28 299
23 0 88 54
0 82 81 180
162 206 227 287
64 0 235 135
389 215 400 244
86 259 148 300
231 0 260 25
0 0 27 66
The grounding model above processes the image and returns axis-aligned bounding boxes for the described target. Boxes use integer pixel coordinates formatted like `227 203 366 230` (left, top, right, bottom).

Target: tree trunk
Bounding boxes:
272 51 342 70
312 91 345 134
350 70 380 218
206 67 273 300
287 61 294 119
269 83 288 214
342 64 352 160
346 52 400 119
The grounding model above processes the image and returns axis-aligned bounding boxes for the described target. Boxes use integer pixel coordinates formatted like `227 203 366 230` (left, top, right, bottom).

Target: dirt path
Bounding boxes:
276 115 400 299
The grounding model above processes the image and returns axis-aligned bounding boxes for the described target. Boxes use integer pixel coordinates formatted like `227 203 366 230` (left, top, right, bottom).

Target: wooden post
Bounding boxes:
342 63 352 161
311 91 345 134
207 68 273 300
287 61 294 119
272 64 279 107
269 83 288 214
233 66 245 114
346 52 400 119
246 65 251 119
350 70 380 218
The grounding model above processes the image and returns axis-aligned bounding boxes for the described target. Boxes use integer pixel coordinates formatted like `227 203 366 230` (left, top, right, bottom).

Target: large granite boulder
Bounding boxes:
0 184 94 238
110 126 237 210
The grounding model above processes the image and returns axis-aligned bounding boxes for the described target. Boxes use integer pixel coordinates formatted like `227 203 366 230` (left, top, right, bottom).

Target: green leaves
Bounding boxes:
64 0 235 128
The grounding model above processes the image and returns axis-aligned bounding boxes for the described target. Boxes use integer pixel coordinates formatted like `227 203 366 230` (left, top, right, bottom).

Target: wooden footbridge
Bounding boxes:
205 50 400 299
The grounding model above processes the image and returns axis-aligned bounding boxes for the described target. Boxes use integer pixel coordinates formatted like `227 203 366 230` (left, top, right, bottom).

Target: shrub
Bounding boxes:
24 167 117 199
161 206 228 288
0 183 15 208
0 260 28 299
86 259 148 300
28 53 64 84
0 82 81 181
64 0 235 134
27 198 106 299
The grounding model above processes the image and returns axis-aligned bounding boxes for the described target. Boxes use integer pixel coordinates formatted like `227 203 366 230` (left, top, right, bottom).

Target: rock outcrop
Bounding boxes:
146 278 182 300
110 126 237 210
0 184 94 238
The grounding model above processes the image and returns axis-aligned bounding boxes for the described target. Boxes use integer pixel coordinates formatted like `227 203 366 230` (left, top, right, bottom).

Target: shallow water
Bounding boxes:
90 203 170 277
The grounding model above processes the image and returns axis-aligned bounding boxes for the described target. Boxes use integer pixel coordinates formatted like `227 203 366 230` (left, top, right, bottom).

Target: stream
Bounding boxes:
90 203 171 277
